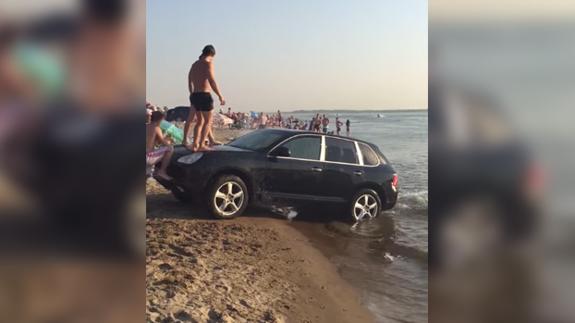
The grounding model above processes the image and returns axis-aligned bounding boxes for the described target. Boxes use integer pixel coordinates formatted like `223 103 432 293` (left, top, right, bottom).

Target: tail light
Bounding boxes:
391 174 398 191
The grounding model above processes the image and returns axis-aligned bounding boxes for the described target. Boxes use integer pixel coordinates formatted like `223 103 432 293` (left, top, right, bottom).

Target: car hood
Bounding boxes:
210 145 252 153
173 144 251 158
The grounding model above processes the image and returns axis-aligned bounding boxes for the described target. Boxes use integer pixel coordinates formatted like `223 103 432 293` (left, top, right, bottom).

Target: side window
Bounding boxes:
280 136 321 160
359 143 380 166
325 137 358 164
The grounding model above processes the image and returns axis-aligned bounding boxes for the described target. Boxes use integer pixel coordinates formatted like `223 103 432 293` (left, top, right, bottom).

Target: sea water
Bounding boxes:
285 110 428 323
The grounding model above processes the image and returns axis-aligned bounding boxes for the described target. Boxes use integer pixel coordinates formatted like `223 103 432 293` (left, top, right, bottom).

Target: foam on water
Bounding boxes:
397 190 428 210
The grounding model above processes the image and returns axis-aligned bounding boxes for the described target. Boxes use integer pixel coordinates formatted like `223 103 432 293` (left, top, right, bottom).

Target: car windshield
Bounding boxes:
228 130 286 151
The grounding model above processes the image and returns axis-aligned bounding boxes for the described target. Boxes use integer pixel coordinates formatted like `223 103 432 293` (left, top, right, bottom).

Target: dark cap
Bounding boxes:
201 45 216 57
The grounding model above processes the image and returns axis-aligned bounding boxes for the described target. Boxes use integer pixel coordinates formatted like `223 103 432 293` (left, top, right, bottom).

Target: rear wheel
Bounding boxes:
207 175 249 219
349 189 382 222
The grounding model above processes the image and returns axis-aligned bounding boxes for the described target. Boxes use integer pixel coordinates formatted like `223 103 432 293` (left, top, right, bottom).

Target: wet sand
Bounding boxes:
146 180 374 323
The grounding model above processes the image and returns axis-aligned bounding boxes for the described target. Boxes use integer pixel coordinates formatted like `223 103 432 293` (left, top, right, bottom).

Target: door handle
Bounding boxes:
354 170 364 176
311 167 323 172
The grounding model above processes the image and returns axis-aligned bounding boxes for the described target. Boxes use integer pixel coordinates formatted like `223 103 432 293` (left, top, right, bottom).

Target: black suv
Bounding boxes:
157 129 398 221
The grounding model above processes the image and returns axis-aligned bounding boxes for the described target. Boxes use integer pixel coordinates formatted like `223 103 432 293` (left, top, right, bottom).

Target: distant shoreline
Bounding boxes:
287 108 427 113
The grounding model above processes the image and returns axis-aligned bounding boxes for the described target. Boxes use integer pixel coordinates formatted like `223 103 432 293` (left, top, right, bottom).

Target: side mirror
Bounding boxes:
272 146 291 157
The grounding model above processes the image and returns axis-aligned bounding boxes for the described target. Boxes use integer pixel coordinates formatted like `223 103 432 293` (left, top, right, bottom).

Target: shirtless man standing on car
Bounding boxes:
183 45 226 151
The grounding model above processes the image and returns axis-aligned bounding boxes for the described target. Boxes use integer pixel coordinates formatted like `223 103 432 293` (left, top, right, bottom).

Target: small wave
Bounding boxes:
396 190 428 211
325 216 395 240
350 217 395 239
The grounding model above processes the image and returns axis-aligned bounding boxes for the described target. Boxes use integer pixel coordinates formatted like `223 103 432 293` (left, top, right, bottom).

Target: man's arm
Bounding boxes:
187 67 193 94
155 127 171 146
208 62 225 105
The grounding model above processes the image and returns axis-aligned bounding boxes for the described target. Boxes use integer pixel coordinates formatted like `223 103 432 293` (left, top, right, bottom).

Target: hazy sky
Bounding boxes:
147 0 427 111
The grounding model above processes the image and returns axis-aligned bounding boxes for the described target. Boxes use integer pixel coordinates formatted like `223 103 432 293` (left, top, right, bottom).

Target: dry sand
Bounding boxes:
146 179 374 323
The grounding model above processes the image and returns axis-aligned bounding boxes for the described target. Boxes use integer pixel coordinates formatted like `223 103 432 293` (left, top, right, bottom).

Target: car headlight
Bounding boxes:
178 152 204 164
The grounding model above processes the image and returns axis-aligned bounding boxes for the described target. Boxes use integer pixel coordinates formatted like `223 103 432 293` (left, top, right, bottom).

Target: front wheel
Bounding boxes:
207 175 249 219
349 189 382 222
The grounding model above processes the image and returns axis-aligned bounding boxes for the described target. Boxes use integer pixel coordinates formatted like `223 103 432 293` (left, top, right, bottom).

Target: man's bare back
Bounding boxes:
189 60 212 93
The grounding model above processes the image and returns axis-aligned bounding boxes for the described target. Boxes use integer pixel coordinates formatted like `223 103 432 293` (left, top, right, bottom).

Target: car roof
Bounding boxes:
257 128 376 147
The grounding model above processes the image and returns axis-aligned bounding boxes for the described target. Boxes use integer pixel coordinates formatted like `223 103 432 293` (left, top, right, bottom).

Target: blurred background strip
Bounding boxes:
0 0 144 322
430 1 575 322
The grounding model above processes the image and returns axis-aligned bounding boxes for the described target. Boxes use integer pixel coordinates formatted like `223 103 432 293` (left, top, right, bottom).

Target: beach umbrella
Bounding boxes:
213 113 234 126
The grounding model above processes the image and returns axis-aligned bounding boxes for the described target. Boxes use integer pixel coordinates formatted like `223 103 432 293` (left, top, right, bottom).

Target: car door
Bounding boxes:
320 137 364 201
265 135 324 201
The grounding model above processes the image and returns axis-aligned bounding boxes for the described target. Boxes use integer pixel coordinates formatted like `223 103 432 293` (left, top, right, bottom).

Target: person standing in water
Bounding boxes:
346 119 351 136
321 114 329 133
336 117 343 135
183 45 226 151
313 114 321 132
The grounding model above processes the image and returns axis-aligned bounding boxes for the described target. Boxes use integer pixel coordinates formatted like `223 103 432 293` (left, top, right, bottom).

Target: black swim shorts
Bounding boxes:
189 92 214 111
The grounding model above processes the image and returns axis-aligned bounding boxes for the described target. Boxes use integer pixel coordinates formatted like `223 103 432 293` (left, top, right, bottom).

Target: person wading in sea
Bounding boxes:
183 45 226 151
322 114 329 133
336 117 343 135
345 119 351 136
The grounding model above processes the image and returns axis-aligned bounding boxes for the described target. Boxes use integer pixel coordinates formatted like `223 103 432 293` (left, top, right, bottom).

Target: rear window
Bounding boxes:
359 143 380 166
325 137 358 164
280 136 321 160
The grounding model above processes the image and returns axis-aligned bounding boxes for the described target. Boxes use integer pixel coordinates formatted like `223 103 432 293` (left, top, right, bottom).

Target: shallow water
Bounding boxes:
285 110 428 323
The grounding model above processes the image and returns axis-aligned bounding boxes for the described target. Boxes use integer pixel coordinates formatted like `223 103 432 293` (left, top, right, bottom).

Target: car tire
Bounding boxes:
349 189 382 222
207 175 249 219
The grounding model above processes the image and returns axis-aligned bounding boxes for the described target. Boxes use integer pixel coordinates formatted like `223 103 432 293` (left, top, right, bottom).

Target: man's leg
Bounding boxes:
191 111 204 151
198 111 212 150
208 128 222 146
156 146 174 180
183 106 196 146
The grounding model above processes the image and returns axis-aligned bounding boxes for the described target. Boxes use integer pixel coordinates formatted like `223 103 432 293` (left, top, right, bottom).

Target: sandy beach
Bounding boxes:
146 128 374 323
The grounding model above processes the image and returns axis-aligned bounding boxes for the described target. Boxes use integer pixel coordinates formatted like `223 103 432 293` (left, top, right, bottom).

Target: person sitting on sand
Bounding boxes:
146 111 174 180
183 44 226 151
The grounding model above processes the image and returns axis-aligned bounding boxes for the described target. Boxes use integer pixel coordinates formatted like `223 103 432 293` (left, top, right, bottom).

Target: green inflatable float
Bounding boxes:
160 120 184 144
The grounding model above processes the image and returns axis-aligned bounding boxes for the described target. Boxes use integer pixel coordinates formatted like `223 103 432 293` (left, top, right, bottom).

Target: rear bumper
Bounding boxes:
381 186 399 210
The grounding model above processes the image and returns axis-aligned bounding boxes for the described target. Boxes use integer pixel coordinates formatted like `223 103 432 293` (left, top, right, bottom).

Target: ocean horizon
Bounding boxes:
287 108 427 113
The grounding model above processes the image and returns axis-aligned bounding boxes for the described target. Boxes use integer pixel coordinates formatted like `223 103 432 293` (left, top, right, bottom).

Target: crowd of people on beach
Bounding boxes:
147 100 353 137
217 107 352 136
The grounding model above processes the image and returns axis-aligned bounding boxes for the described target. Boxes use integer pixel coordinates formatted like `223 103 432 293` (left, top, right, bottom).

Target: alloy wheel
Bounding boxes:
353 194 378 221
214 181 245 217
